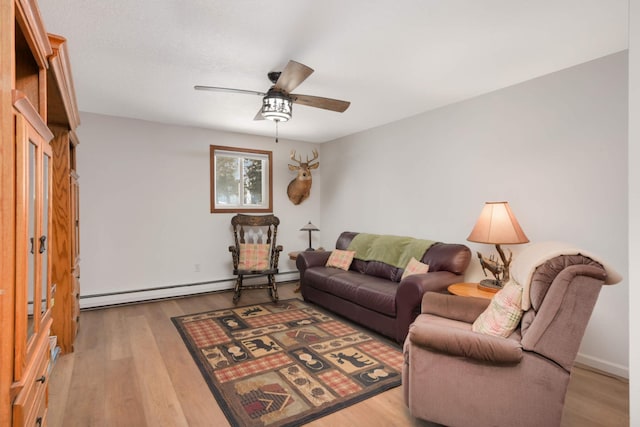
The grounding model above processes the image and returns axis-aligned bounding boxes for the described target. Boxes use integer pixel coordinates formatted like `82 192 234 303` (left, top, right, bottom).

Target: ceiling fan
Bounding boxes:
194 60 351 124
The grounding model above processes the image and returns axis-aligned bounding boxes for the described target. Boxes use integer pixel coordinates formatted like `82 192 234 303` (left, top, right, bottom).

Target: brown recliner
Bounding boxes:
402 253 617 427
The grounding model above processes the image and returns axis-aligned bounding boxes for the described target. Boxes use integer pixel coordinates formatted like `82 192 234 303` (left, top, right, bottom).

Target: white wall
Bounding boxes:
76 113 322 307
629 0 638 422
76 52 630 379
321 52 629 377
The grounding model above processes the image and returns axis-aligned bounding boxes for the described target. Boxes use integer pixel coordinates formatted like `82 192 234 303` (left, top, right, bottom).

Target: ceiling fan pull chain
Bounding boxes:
275 120 279 143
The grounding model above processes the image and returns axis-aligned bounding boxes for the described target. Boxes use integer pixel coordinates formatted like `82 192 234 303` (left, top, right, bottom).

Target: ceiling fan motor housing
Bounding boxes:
268 71 282 84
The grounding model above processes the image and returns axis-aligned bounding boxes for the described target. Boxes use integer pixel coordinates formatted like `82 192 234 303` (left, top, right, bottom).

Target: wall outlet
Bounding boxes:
194 263 200 272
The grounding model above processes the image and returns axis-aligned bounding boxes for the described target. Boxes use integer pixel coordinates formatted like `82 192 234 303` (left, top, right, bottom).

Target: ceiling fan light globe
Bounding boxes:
262 93 292 122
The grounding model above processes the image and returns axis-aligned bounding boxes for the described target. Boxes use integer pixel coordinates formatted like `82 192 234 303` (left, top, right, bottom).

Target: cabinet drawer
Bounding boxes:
13 340 49 426
26 389 47 427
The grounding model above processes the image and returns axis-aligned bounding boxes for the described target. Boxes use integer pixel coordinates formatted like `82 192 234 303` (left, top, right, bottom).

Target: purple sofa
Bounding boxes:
296 231 471 343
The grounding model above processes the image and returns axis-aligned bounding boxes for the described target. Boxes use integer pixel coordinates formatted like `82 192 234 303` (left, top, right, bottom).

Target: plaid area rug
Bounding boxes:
172 298 403 427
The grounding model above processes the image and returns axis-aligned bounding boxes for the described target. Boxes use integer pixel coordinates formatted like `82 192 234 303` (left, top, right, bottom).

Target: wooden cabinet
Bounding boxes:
48 32 81 355
1 0 80 424
12 103 54 427
50 128 81 354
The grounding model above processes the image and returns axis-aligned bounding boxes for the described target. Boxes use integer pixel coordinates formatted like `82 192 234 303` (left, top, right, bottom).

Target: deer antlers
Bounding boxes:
290 149 319 166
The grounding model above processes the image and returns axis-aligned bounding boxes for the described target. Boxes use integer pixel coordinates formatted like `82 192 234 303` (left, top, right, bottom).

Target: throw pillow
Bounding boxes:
238 243 271 270
326 249 355 271
401 257 430 280
472 282 524 338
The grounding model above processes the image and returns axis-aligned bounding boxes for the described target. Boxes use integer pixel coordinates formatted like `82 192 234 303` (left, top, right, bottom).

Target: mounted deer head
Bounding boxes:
287 149 319 205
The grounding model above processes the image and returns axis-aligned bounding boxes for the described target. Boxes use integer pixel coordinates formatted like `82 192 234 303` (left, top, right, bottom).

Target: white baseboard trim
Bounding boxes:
79 271 300 309
575 352 629 379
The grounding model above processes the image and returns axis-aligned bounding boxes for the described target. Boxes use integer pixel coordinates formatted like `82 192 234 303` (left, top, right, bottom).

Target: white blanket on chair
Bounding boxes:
511 241 622 310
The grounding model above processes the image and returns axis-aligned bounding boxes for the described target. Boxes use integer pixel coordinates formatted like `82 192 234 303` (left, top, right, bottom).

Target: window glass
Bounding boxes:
210 146 272 213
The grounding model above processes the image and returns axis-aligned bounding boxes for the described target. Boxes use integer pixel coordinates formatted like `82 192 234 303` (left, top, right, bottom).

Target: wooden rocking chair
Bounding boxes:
229 214 282 303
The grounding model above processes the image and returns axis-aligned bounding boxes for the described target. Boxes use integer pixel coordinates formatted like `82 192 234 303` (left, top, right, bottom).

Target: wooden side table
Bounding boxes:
288 252 301 292
448 282 496 300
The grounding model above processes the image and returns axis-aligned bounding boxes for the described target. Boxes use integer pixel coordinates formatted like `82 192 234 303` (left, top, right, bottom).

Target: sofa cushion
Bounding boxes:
350 258 368 273
305 267 397 317
364 261 402 282
354 279 397 316
325 249 355 270
401 257 430 280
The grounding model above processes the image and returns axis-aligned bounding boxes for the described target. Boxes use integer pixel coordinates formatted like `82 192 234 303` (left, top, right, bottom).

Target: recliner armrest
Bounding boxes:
409 319 523 363
394 271 462 342
422 292 490 323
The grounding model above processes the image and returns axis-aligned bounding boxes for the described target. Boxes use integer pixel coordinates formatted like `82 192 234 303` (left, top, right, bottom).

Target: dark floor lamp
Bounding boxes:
300 221 319 251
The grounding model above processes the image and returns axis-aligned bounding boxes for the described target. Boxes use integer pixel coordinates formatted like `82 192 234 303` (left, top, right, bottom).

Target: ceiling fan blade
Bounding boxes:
194 85 265 96
290 94 351 113
253 108 265 121
273 60 314 93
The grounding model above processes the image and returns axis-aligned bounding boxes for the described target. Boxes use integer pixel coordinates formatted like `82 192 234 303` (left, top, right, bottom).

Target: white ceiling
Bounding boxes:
39 1 628 143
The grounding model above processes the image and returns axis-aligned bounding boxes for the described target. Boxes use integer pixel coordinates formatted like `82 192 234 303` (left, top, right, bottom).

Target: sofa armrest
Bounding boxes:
409 320 523 363
395 271 462 342
296 251 332 276
421 292 490 323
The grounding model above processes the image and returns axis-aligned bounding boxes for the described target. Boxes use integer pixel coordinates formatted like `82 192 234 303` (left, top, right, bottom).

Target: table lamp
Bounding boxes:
467 201 529 290
300 221 319 251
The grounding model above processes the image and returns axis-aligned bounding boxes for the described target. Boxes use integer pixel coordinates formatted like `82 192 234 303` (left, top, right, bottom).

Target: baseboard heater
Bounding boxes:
79 270 300 309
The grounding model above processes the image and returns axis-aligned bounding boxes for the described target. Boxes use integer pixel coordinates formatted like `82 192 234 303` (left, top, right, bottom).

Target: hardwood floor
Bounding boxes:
48 283 629 426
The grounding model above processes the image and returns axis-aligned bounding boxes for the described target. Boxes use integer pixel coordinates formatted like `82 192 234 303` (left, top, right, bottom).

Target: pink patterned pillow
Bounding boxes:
401 257 430 280
238 243 270 270
326 250 355 270
472 282 524 338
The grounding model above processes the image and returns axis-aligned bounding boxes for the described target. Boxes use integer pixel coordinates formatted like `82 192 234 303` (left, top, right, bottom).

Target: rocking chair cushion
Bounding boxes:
238 243 271 270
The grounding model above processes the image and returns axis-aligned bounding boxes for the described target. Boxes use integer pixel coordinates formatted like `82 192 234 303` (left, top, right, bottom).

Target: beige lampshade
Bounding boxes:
467 202 529 245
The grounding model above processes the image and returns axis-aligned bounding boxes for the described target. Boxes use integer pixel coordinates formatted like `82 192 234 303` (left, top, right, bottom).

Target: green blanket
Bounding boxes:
347 233 435 269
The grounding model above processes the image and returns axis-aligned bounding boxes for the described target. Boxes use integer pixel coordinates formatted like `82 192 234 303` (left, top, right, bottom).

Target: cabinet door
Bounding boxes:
14 113 52 381
40 144 53 325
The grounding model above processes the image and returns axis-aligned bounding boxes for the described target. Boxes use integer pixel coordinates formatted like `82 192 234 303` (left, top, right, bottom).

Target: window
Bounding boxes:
210 145 273 213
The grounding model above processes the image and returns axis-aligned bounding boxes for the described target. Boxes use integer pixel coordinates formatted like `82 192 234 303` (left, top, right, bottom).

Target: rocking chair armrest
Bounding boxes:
229 245 237 253
275 245 283 253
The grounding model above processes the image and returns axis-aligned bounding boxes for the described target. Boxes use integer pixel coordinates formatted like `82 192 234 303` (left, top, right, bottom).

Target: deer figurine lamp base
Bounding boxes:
477 244 511 290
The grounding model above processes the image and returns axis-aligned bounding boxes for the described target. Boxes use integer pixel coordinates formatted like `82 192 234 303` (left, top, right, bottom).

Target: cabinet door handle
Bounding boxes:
36 375 46 383
30 237 34 254
36 416 42 426
39 235 46 254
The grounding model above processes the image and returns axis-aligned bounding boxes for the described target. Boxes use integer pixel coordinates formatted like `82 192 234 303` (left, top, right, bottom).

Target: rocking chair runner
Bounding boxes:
229 214 283 303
